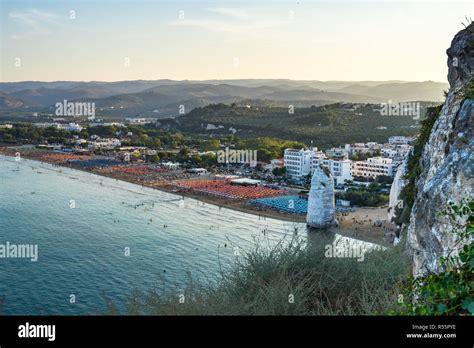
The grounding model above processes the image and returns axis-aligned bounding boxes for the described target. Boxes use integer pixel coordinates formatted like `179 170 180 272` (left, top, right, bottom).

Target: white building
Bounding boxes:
75 138 88 146
126 118 147 124
381 144 412 159
188 168 208 175
311 156 353 185
88 138 121 150
284 148 353 184
346 142 381 156
59 123 83 132
33 122 83 132
325 147 346 159
264 158 284 172
284 148 312 180
162 161 180 170
34 122 62 129
352 157 393 178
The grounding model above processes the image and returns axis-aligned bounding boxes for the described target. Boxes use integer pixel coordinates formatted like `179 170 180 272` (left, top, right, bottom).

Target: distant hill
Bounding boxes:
9 87 114 107
0 91 26 108
0 79 448 118
333 81 447 102
86 83 386 117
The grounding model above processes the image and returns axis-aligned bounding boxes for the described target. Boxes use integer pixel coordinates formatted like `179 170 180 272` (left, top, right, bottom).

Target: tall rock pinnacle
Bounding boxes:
306 165 338 229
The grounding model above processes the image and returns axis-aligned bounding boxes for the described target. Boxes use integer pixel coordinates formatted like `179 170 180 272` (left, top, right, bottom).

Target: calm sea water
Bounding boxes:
0 155 306 314
0 155 377 315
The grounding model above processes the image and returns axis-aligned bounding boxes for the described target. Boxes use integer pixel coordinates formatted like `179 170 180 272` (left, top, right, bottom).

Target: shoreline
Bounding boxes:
1 149 394 245
0 150 305 223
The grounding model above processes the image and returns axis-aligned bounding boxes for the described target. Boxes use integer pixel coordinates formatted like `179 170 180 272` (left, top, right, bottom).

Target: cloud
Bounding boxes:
9 9 59 27
169 18 286 34
169 8 288 34
9 9 60 39
207 7 250 21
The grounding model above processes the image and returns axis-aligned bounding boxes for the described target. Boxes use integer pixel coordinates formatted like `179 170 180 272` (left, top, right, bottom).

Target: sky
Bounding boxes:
0 0 472 82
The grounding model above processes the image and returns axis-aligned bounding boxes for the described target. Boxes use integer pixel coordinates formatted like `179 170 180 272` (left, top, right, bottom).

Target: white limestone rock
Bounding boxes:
307 165 338 229
407 23 474 277
388 159 407 223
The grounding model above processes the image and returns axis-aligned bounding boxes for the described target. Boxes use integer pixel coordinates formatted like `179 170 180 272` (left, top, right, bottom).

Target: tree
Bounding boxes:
149 137 161 149
256 148 272 163
172 133 185 146
138 134 149 146
376 175 394 185
303 173 312 189
206 139 221 151
191 155 203 165
272 167 286 177
148 154 160 163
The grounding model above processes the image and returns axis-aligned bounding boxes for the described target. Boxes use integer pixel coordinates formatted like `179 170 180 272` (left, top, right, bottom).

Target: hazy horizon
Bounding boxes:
0 78 448 83
1 0 472 82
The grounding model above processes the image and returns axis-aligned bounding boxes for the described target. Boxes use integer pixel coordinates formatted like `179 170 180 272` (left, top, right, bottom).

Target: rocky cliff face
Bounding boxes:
407 23 474 277
307 165 337 229
388 159 407 224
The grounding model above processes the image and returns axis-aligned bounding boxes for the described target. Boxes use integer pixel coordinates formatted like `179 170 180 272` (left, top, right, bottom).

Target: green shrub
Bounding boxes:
336 189 389 207
396 199 474 315
464 78 474 100
102 235 410 315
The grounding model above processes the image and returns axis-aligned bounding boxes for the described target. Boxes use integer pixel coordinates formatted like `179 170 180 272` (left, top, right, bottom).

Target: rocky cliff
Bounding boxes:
388 159 407 224
407 23 474 277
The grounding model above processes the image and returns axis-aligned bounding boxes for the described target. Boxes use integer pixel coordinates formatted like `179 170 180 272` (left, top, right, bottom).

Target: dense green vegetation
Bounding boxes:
236 137 305 161
336 185 389 207
0 123 305 163
272 167 286 176
464 78 474 99
336 189 389 207
0 124 70 144
162 102 435 148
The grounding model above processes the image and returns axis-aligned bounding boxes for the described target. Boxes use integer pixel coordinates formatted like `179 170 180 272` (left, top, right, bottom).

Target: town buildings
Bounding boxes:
352 157 394 178
33 122 83 132
88 137 121 150
284 148 352 185
311 156 353 185
388 135 410 145
284 137 411 184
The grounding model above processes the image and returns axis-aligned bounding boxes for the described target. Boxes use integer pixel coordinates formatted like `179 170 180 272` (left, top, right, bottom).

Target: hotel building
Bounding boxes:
284 148 312 179
352 157 394 178
284 148 353 185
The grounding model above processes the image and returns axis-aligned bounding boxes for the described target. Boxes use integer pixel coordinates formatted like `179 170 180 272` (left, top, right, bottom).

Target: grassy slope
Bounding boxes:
103 235 410 315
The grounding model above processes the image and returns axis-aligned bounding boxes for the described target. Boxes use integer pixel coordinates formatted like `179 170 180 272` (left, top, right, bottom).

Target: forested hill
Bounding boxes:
161 102 440 148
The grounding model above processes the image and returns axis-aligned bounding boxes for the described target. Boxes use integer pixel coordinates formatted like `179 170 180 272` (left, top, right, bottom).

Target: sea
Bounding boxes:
0 155 377 315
